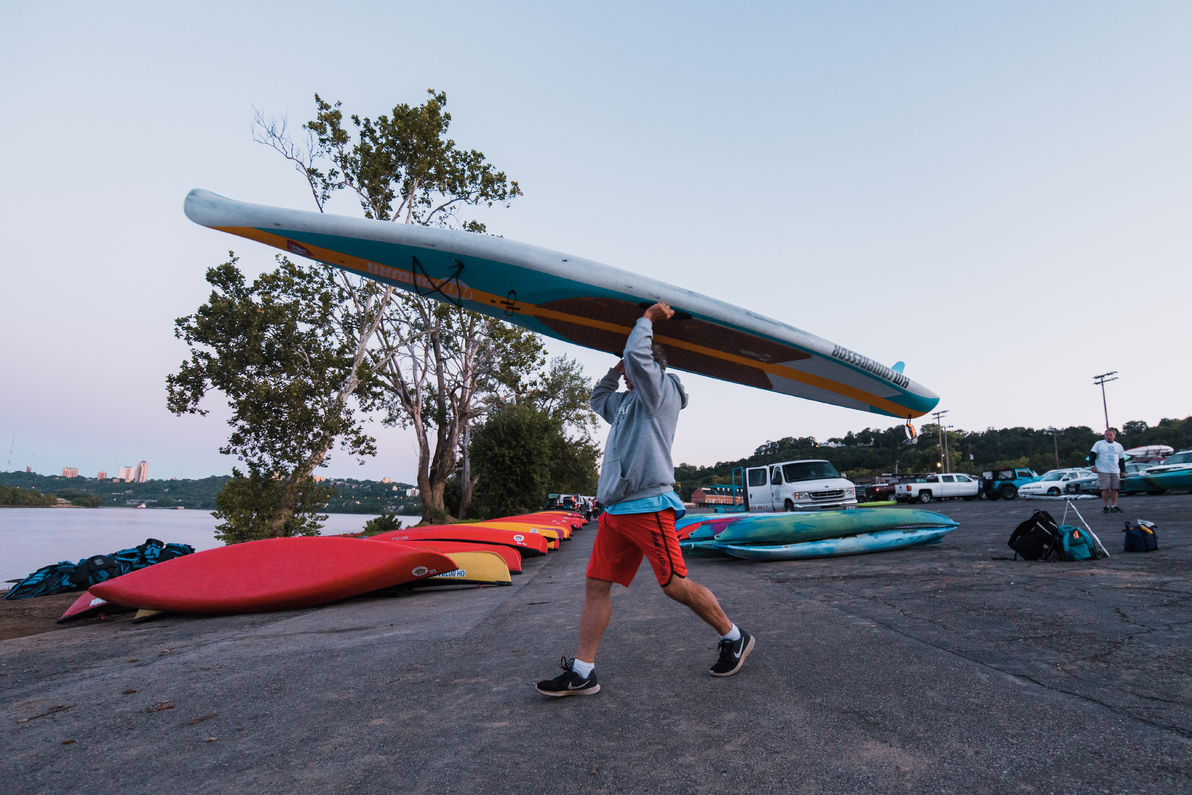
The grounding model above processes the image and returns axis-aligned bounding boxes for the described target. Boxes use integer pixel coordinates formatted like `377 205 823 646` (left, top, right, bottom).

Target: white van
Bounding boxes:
745 460 858 512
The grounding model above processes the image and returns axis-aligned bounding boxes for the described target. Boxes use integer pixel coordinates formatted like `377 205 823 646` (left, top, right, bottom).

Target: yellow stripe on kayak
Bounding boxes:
425 551 512 585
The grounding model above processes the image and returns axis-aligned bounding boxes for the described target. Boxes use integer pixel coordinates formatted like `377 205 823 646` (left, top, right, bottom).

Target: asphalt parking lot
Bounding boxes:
4 494 1190 794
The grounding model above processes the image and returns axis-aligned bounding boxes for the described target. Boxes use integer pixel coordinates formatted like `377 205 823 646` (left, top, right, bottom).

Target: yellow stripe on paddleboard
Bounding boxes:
214 225 924 418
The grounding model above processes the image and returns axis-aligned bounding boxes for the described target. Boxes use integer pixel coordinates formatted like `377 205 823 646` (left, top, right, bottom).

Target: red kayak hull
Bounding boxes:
369 526 550 556
388 539 523 574
57 590 133 623
89 537 454 615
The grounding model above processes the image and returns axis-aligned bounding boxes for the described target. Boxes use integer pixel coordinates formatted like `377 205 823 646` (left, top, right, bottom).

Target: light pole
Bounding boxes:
1045 427 1060 470
1093 371 1117 430
944 425 954 474
931 409 949 473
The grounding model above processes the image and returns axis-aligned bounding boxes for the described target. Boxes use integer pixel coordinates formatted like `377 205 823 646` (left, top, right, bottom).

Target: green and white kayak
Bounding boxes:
710 507 956 546
1124 468 1192 493
715 526 955 560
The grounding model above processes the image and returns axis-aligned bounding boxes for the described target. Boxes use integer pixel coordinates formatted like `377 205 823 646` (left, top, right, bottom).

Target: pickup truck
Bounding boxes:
744 459 857 511
893 473 980 504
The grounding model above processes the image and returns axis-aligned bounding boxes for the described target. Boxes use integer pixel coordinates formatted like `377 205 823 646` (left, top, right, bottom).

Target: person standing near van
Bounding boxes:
1091 428 1127 513
535 302 755 697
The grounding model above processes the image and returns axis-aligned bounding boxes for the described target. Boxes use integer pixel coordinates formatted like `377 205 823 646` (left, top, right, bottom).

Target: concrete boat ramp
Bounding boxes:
4 497 1191 793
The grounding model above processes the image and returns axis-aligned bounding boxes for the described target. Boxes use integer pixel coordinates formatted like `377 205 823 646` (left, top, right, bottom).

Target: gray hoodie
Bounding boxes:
590 317 689 507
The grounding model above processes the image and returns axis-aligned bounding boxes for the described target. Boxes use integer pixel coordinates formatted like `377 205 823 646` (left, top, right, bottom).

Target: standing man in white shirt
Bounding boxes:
1090 428 1127 513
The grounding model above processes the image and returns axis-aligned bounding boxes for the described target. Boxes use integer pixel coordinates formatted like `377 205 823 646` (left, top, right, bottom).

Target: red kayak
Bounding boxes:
387 539 523 574
90 537 455 615
499 515 579 531
57 590 133 623
369 525 550 556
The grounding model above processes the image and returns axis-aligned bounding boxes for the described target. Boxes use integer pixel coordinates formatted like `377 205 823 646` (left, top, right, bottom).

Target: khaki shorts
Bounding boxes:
1097 472 1121 491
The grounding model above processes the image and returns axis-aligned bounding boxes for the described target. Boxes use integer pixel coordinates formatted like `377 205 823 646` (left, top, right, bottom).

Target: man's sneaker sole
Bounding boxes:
536 682 601 697
711 634 756 677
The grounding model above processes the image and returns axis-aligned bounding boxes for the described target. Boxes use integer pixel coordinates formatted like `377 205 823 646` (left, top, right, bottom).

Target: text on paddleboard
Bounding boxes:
830 345 910 389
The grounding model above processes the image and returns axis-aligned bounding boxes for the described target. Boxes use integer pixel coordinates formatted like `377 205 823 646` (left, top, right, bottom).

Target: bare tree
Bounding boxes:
254 90 536 522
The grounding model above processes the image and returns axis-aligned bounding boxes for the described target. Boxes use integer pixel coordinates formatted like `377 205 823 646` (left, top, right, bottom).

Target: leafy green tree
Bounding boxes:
167 254 383 540
255 90 537 523
467 404 555 518
464 356 600 518
213 468 336 544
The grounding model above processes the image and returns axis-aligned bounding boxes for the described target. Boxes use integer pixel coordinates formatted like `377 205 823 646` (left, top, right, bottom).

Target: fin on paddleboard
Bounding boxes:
891 361 905 373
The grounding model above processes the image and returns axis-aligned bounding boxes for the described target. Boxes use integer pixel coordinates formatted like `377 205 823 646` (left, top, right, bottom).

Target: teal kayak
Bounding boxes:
710 507 956 546
715 526 955 560
1124 468 1192 493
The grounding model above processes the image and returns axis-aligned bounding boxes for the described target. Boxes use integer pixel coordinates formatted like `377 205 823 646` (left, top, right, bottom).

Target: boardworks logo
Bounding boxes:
411 566 429 577
513 534 525 542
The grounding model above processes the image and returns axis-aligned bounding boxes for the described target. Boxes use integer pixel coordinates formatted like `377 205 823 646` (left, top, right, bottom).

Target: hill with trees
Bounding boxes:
675 416 1192 500
0 472 421 514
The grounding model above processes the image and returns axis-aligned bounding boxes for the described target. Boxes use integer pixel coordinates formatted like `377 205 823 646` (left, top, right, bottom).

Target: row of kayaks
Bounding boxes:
676 508 959 560
57 508 959 623
1123 468 1192 494
58 511 586 623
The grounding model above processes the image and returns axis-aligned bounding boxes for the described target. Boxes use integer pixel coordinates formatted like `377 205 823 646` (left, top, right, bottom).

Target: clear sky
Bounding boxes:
2 1 1189 483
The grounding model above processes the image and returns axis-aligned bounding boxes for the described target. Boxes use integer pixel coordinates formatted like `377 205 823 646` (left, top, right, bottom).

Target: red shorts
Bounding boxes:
587 509 688 587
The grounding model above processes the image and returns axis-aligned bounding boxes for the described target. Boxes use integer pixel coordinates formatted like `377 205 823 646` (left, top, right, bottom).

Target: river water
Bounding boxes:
0 508 421 584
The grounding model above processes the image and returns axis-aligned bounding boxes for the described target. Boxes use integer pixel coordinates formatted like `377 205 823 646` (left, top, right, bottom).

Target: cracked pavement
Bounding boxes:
3 494 1190 793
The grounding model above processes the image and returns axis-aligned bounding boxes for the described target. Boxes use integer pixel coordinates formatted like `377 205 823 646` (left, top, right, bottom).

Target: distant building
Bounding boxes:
61 467 78 478
312 475 326 483
117 466 133 482
382 477 392 484
406 488 419 497
691 485 743 507
97 470 107 481
133 461 148 483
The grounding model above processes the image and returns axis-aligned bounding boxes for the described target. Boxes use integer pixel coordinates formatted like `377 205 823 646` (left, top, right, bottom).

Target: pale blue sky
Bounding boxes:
2 1 1189 482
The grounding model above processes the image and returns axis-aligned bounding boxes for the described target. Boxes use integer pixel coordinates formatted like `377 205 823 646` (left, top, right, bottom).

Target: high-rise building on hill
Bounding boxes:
62 467 78 478
117 466 133 482
97 470 107 481
133 461 148 483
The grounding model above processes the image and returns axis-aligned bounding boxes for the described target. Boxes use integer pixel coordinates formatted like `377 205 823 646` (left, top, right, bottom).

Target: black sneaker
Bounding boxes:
710 630 755 677
536 657 600 697
1112 506 1123 513
1103 507 1110 514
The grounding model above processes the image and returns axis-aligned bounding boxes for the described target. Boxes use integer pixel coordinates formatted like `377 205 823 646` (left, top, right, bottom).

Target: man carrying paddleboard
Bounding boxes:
536 302 755 697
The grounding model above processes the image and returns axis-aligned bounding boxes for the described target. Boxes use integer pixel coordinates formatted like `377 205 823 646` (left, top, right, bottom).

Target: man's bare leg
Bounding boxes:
662 576 732 635
576 577 614 662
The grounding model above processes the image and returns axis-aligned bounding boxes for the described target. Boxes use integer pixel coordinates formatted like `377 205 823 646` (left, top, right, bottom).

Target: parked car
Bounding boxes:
1066 463 1151 494
1019 469 1091 496
1136 449 1192 476
979 468 1040 501
1118 450 1192 495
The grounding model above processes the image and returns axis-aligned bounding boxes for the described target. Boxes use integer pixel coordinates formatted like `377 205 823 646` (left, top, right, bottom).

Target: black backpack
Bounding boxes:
1008 510 1061 560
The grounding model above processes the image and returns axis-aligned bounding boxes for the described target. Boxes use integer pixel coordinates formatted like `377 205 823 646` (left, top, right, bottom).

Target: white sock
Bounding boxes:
720 624 741 642
572 658 595 678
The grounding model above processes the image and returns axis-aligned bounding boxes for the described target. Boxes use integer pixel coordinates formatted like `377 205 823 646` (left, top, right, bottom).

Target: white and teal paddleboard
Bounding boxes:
184 190 939 418
714 526 955 560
